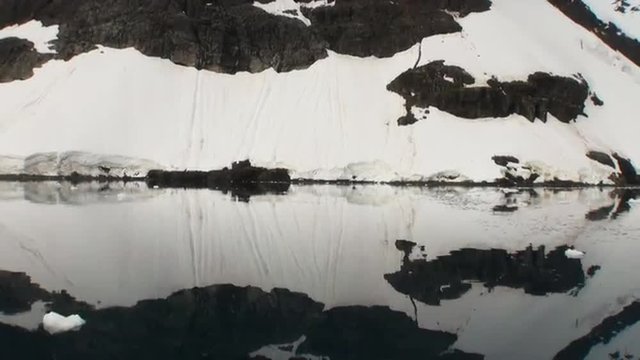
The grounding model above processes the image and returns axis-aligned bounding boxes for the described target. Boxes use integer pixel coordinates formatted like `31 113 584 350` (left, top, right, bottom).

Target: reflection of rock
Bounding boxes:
585 189 640 221
0 271 49 315
297 306 483 360
554 301 640 360
387 61 590 125
0 270 91 318
0 272 480 359
385 241 588 305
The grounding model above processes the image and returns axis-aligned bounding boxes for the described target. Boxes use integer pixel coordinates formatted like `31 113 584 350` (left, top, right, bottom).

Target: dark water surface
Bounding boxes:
0 182 639 359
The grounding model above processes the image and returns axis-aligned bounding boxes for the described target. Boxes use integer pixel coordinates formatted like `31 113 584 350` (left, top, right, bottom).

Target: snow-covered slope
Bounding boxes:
0 0 638 183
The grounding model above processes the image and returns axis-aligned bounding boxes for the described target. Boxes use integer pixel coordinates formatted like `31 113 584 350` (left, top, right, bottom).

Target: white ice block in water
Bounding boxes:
564 249 585 259
42 312 86 334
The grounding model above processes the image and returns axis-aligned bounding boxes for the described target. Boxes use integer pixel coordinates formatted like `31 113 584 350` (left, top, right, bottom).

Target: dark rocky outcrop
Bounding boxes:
385 241 588 305
586 150 616 169
547 0 640 67
491 155 520 167
612 153 640 185
387 61 590 125
302 0 490 58
0 37 52 82
0 0 491 78
146 160 290 201
0 271 481 360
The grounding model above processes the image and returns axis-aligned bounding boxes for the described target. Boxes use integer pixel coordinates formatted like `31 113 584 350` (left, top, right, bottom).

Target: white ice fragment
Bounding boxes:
564 249 585 259
42 312 86 334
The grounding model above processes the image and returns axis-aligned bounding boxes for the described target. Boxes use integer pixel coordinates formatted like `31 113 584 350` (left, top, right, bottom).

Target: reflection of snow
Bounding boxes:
0 186 637 358
42 312 85 334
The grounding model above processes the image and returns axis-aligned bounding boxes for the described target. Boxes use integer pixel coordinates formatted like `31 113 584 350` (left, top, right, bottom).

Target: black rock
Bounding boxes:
387 61 590 125
586 150 616 169
0 37 52 82
492 155 520 167
612 153 639 185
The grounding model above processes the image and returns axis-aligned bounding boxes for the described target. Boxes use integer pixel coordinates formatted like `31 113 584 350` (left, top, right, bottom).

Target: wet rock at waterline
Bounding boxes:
146 160 290 201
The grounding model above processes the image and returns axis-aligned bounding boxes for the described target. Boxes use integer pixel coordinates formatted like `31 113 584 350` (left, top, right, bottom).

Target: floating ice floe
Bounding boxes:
565 248 585 259
42 312 85 334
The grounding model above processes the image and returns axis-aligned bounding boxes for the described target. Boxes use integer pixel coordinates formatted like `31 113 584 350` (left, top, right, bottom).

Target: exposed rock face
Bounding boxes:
0 37 51 82
385 241 588 305
387 61 590 125
612 153 640 185
586 150 616 169
547 0 640 67
302 0 490 58
0 0 490 75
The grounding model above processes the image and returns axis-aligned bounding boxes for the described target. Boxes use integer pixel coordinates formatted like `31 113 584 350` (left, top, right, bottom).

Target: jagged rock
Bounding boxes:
612 153 639 185
0 0 49 28
586 151 616 169
0 0 490 78
302 0 490 58
492 155 520 167
591 93 604 106
0 37 52 82
387 61 590 125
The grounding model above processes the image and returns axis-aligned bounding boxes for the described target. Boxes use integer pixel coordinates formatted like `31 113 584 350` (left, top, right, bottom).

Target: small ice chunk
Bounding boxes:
565 249 585 259
42 312 86 334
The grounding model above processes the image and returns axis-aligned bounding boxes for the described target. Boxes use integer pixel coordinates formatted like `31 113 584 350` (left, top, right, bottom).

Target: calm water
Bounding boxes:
0 182 639 360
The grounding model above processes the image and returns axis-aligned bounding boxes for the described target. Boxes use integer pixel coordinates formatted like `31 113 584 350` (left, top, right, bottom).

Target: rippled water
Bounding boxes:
0 182 639 360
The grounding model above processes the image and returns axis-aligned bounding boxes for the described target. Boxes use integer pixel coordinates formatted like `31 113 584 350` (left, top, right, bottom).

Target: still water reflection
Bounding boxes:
0 182 638 359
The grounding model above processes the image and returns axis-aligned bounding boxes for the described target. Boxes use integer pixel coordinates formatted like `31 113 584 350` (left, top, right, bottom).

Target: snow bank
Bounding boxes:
42 312 85 334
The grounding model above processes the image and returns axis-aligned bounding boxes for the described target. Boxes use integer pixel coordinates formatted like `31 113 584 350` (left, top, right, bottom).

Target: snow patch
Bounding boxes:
42 312 85 334
19 151 162 177
0 20 59 54
253 0 333 26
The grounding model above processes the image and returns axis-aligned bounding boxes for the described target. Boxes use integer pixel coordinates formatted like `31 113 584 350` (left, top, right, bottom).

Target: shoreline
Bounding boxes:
1 173 639 190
